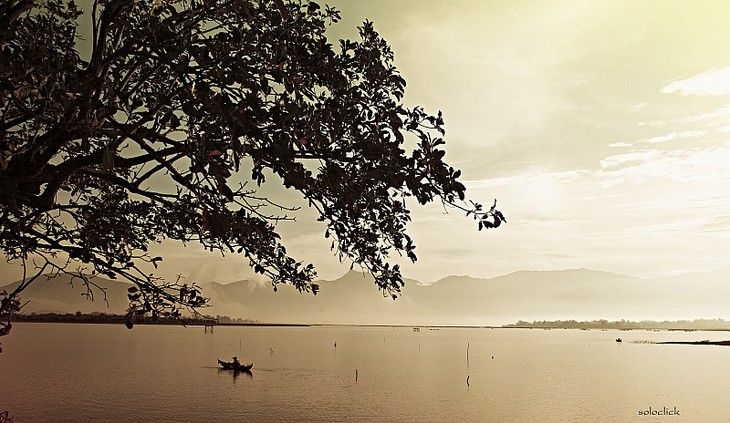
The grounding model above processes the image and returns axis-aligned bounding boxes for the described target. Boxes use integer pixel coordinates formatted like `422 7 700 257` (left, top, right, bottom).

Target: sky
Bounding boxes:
4 0 730 287
310 0 730 283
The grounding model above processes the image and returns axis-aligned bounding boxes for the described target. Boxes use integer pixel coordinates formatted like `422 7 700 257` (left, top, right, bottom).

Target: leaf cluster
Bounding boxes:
0 0 503 321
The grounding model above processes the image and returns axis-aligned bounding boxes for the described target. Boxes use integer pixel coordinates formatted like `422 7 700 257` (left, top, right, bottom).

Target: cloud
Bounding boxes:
640 129 708 144
631 125 730 145
638 120 669 128
661 67 730 96
639 105 730 130
597 145 730 187
608 142 632 148
463 169 589 190
678 104 730 124
575 192 628 202
698 215 730 234
599 150 663 171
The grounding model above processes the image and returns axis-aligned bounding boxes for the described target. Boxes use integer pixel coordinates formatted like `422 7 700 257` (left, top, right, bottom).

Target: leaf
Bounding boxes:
200 213 209 233
13 85 33 100
272 0 289 20
218 182 234 201
102 145 115 171
0 0 506 328
495 211 506 223
169 113 181 128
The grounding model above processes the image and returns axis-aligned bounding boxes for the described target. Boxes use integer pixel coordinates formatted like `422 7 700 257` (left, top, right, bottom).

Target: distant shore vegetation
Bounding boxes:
505 318 730 331
14 313 730 331
15 312 259 326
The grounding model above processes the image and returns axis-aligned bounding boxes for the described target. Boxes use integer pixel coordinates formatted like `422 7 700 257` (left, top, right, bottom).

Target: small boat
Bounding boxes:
615 338 622 343
218 359 253 371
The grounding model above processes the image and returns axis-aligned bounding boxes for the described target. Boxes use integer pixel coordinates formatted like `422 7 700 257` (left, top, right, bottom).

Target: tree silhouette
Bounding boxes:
0 0 504 336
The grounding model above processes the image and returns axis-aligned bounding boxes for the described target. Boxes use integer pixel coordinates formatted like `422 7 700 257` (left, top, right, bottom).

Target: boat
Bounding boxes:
615 338 622 343
218 359 253 371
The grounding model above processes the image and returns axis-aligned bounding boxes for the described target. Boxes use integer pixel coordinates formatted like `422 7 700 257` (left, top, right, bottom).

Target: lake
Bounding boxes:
2 323 730 422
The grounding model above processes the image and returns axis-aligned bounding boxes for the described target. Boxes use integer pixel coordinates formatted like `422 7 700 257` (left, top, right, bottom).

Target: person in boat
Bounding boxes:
232 356 241 367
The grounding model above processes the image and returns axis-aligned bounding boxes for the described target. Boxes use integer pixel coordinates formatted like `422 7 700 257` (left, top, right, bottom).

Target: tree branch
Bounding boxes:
0 0 34 28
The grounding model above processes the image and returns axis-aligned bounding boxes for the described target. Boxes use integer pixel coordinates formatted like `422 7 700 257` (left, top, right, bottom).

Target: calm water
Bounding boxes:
3 323 730 422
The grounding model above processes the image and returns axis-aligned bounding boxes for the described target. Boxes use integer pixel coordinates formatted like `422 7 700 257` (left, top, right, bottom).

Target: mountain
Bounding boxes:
4 268 730 324
198 272 425 324
0 273 132 314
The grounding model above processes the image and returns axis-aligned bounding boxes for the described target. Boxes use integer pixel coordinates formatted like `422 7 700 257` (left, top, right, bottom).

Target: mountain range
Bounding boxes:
3 268 730 325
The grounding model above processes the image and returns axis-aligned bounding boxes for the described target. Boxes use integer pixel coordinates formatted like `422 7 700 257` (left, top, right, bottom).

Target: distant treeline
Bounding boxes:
14 312 259 325
504 318 730 330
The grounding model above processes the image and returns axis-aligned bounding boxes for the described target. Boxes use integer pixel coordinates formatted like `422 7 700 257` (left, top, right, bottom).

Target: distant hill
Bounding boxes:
4 268 730 324
0 273 132 314
197 271 424 324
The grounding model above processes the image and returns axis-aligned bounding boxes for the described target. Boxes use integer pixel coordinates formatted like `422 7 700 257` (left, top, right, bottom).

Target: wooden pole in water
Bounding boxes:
356 369 359 384
466 342 470 363
466 375 470 387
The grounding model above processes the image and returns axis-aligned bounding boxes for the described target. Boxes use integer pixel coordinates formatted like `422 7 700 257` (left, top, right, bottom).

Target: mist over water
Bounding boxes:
3 323 730 422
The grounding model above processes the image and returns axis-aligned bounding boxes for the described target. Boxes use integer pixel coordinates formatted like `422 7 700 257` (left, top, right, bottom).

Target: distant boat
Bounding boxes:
218 359 253 372
615 338 622 343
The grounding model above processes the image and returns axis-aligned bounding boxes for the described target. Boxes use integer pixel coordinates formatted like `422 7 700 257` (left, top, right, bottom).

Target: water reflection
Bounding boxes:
217 367 253 382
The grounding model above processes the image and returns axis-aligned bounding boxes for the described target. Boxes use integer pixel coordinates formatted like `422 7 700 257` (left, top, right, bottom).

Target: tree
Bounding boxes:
0 0 505 338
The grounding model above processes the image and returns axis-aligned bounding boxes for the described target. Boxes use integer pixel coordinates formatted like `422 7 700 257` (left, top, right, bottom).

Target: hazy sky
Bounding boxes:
5 0 730 286
313 0 730 283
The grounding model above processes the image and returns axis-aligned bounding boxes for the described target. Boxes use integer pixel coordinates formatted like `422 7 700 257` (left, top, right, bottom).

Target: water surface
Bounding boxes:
2 323 729 422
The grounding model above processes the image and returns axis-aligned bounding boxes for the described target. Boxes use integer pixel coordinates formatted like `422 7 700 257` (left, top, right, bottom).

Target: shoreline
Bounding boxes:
11 318 730 332
657 340 730 346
